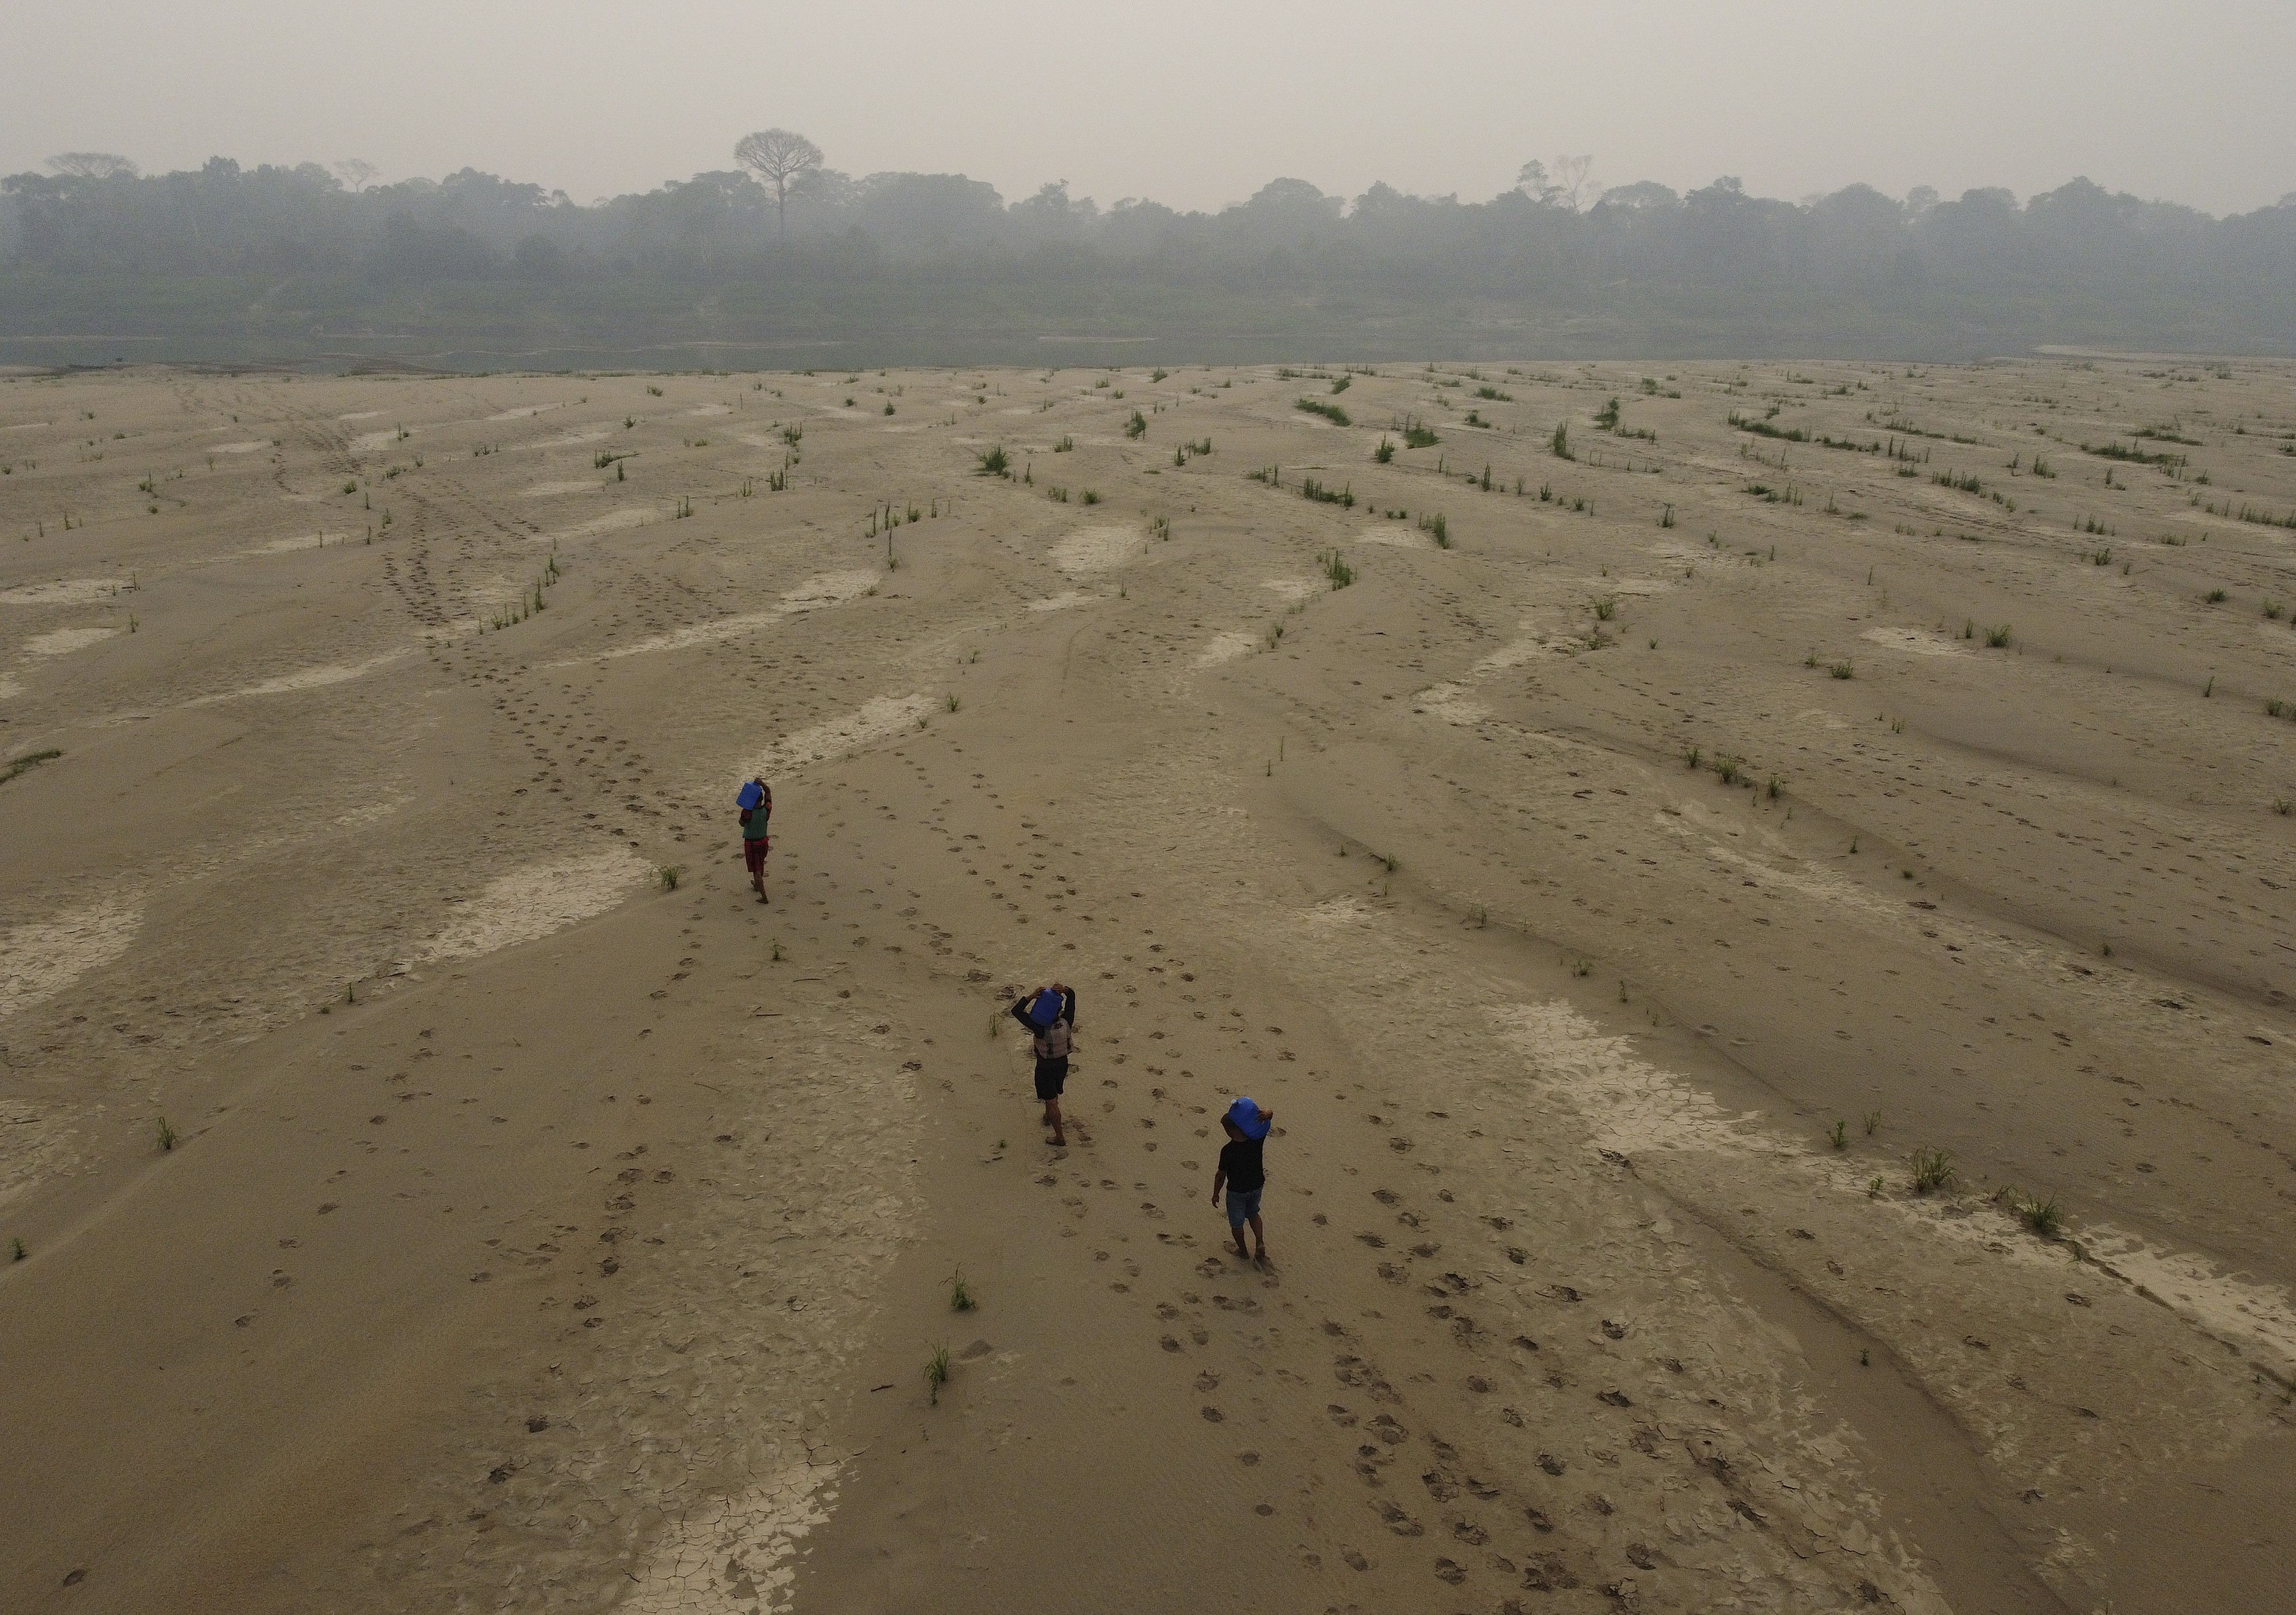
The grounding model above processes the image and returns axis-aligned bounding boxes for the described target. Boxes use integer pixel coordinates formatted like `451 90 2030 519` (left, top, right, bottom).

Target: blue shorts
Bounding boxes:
1225 1186 1264 1228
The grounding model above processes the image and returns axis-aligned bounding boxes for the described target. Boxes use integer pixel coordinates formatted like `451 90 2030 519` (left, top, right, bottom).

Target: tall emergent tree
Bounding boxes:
1516 156 1597 210
734 129 824 237
46 152 138 180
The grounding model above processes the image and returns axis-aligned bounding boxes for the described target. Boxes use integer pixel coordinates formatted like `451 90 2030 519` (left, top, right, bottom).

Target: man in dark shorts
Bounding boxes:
736 778 771 902
1212 1096 1274 1265
1010 983 1077 1146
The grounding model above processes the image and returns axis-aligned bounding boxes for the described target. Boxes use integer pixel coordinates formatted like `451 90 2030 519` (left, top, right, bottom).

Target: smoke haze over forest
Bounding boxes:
5 149 2291 369
2 1 2290 367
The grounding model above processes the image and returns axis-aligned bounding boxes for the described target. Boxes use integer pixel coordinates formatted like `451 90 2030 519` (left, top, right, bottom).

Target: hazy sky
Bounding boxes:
6 0 2290 216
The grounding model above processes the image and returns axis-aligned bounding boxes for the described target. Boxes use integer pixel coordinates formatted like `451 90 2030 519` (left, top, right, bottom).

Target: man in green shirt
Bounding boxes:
736 778 772 902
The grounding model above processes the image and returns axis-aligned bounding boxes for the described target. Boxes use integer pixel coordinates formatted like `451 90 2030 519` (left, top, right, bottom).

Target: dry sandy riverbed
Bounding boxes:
2 357 2294 1613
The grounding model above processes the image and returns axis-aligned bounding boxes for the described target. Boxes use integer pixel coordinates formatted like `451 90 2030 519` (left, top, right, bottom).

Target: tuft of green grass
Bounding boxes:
1983 624 2012 649
2023 1192 2062 1239
1549 421 1573 461
1401 421 1439 449
1124 410 1147 440
926 1342 952 1404
1829 659 1856 680
1909 1147 1957 1195
157 1116 178 1152
1420 511 1449 548
949 1270 976 1311
1864 1111 1881 1136
1296 399 1351 426
1828 1120 1848 1150
978 445 1010 477
1592 596 1616 622
657 864 683 891
1080 490 1101 505
2083 439 2184 468
1321 549 1356 589
10 1236 25 1261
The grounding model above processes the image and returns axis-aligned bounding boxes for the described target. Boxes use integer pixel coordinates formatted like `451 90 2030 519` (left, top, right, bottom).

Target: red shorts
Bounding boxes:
742 837 770 875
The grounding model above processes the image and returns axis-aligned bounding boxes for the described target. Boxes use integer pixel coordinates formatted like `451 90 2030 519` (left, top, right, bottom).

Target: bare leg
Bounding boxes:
1248 1213 1267 1263
1232 1221 1251 1260
1045 1096 1065 1146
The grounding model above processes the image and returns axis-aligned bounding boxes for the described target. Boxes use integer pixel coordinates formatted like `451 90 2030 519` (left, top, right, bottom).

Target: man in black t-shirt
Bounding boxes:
1211 1096 1275 1265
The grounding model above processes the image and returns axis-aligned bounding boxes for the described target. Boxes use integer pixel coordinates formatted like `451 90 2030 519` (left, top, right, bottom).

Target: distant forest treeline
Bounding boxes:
3 155 2291 368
